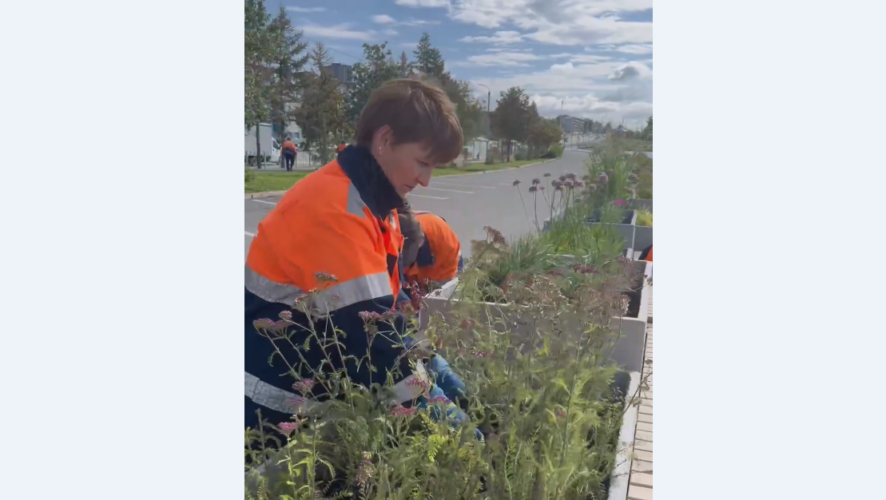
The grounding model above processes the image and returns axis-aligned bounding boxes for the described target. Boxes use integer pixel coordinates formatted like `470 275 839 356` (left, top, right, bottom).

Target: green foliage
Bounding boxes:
294 43 347 165
244 217 649 499
490 87 536 162
547 143 565 158
347 42 401 123
527 118 562 157
413 32 445 78
245 168 256 184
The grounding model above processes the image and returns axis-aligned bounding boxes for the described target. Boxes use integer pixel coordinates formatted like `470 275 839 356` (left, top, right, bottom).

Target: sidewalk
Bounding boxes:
628 285 653 499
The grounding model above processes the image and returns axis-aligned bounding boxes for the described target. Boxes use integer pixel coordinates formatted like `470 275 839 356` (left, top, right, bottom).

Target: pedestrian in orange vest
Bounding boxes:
336 141 347 154
281 137 297 171
245 79 471 436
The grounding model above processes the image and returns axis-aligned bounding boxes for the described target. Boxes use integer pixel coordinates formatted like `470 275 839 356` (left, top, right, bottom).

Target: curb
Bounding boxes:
433 158 557 179
244 158 561 199
245 190 289 200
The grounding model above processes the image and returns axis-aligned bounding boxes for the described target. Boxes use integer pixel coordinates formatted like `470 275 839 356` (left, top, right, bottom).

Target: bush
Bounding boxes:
245 221 650 499
548 143 565 158
636 209 653 227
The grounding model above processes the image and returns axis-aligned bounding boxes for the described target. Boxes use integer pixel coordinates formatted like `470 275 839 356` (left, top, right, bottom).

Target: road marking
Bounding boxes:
419 187 474 194
245 231 256 237
432 181 496 190
250 199 277 206
407 193 449 200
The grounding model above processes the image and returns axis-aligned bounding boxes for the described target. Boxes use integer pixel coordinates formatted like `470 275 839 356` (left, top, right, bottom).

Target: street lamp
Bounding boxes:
476 82 491 113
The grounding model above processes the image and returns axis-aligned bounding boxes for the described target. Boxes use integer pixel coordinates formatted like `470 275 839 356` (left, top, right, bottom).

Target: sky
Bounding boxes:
272 0 653 128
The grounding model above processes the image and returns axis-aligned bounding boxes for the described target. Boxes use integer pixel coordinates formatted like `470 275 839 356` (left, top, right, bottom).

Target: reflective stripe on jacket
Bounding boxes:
244 146 411 430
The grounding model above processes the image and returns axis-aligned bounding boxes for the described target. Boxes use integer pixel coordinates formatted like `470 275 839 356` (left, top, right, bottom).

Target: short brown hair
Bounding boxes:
356 79 463 165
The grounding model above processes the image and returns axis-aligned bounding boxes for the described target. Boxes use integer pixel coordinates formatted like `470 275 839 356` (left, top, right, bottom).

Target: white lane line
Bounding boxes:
408 193 449 200
245 231 256 237
431 181 496 190
419 186 474 194
250 199 277 206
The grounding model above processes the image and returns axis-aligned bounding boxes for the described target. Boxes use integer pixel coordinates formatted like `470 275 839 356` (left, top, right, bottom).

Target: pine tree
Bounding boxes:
413 32 445 78
266 6 310 142
398 51 413 78
295 43 346 165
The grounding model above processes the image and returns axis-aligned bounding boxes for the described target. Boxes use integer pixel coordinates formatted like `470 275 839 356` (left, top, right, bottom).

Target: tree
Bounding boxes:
527 117 563 156
410 33 482 143
347 42 400 123
413 32 444 78
245 0 273 164
266 6 310 142
489 87 533 161
294 43 346 165
639 116 653 141
398 51 413 78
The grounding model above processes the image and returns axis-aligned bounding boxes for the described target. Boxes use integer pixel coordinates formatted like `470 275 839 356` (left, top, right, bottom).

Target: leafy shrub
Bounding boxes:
245 222 651 500
514 151 526 161
548 143 565 158
636 209 652 227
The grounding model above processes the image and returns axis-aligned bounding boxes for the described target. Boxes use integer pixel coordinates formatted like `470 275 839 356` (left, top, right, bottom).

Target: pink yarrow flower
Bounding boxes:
391 405 416 418
279 422 299 435
428 396 451 405
613 199 626 206
292 378 315 395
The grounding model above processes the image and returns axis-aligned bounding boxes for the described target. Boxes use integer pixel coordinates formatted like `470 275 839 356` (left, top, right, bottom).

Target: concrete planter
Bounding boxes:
421 261 651 500
632 198 652 213
543 206 652 255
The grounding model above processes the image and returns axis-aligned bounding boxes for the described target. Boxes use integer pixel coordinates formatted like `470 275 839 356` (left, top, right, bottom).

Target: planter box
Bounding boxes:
544 207 652 253
421 262 651 500
631 198 652 213
422 260 651 377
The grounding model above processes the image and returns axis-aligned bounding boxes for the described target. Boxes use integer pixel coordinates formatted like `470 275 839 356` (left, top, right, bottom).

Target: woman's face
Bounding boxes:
374 127 438 198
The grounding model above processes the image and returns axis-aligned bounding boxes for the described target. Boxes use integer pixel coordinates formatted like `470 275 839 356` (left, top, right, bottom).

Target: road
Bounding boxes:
244 148 593 260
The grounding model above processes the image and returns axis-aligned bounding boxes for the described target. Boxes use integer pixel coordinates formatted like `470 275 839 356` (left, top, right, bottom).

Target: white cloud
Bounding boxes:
459 30 522 44
608 62 652 81
396 0 450 7
469 58 652 125
372 14 397 24
300 24 376 41
446 0 652 46
383 28 399 36
454 51 542 67
286 6 327 13
606 43 653 55
402 18 441 26
529 93 652 126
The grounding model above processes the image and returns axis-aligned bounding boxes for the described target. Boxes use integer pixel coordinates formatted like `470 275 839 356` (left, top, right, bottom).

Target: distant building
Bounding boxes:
557 115 585 134
323 63 354 93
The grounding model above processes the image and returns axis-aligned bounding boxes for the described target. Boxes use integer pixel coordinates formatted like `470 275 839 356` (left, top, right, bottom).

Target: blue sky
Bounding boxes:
272 0 652 127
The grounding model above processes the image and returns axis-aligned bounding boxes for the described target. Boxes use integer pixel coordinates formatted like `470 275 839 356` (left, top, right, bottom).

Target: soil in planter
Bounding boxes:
623 265 645 318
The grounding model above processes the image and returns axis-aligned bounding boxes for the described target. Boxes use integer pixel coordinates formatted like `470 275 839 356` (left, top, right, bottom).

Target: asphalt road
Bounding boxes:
244 148 593 260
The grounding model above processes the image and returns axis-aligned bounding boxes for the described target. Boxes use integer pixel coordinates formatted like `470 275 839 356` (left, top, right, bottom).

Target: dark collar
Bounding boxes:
337 145 405 218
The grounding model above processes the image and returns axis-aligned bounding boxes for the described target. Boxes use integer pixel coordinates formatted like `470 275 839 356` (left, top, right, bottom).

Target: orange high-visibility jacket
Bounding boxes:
282 140 297 153
337 144 347 154
244 146 413 429
404 211 462 289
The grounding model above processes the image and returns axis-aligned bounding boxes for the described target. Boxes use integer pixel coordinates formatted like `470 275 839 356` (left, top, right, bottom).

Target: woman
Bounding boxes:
244 79 468 432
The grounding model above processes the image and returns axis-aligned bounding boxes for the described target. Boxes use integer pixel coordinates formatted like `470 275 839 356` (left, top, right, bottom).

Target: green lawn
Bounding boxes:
245 171 310 194
433 159 545 177
245 159 548 194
